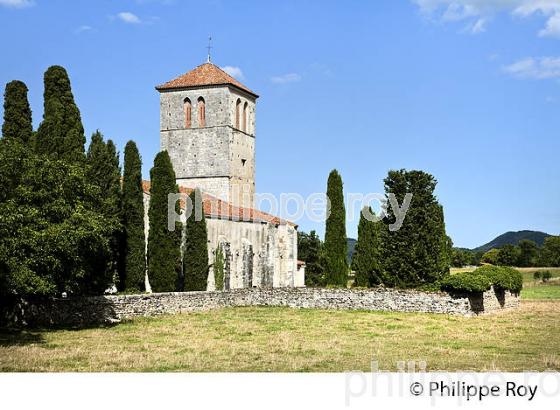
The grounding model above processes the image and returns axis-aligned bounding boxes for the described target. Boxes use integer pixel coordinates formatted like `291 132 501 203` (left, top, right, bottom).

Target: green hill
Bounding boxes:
473 230 552 252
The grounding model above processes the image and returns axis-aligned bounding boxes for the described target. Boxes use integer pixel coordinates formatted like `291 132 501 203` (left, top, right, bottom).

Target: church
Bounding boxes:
142 61 305 291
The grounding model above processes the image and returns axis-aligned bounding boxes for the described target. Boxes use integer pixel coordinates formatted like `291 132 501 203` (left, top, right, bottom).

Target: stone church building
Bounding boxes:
142 62 305 291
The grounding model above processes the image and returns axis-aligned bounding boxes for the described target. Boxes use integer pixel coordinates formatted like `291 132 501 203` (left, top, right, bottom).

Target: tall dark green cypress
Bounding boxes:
86 132 121 215
1 80 32 201
35 65 85 162
121 141 146 292
323 169 348 287
380 169 449 287
85 131 122 287
183 188 209 291
2 80 32 145
351 207 382 287
147 150 181 292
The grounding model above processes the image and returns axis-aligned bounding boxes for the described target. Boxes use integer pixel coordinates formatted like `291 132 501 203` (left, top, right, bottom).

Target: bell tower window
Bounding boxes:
235 98 241 129
184 98 192 128
243 102 248 133
198 97 206 127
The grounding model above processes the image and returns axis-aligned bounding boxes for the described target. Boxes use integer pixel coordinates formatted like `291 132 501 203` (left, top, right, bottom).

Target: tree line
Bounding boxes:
449 237 560 268
299 169 560 286
478 238 560 267
299 169 451 288
0 66 209 299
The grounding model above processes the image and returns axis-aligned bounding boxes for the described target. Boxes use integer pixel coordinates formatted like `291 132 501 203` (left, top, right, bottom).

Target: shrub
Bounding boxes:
475 265 523 293
440 271 492 293
440 266 523 294
533 271 542 281
213 246 225 291
542 271 552 282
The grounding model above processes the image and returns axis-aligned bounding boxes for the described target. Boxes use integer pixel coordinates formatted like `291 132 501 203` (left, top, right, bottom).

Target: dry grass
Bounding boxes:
1 300 558 372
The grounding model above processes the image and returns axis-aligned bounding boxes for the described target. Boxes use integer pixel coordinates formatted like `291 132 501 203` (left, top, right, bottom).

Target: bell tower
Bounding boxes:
156 62 258 208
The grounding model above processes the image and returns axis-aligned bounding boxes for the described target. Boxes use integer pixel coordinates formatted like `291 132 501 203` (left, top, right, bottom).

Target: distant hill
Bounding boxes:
347 238 356 265
473 230 552 252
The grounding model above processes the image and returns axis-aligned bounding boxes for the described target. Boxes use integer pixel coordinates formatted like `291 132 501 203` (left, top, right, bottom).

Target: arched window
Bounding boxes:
198 97 206 127
243 102 248 133
235 99 241 129
184 98 192 128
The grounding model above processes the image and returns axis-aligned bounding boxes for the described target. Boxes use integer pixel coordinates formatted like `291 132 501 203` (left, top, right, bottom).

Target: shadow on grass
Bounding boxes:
0 322 122 347
0 329 46 347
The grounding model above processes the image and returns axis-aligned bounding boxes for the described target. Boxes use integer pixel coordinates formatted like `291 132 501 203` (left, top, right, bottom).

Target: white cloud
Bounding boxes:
539 11 560 37
117 12 142 24
412 0 560 37
270 73 301 84
75 25 93 34
221 66 245 80
503 57 560 79
0 0 34 8
471 18 486 33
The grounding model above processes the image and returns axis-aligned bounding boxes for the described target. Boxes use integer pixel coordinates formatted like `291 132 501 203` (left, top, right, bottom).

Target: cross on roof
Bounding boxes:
206 36 213 63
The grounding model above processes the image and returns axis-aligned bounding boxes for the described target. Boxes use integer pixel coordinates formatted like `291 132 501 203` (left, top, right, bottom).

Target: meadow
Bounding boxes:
1 274 558 372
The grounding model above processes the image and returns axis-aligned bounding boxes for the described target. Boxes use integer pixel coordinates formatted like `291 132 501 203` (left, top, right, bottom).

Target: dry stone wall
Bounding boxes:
2 287 519 328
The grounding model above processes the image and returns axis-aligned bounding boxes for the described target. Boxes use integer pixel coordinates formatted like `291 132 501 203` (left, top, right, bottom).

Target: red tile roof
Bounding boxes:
142 180 295 227
155 63 258 97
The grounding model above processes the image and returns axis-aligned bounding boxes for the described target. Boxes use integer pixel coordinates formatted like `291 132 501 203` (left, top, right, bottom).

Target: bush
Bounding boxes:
213 247 225 291
440 266 523 294
533 271 542 281
479 265 523 293
542 271 552 282
440 271 492 293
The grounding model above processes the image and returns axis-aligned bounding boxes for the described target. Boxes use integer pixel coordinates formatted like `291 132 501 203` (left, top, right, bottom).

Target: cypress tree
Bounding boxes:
351 207 382 287
1 81 32 202
35 65 85 162
2 80 32 145
147 150 181 292
183 188 209 291
86 131 121 215
380 169 449 287
121 141 146 292
85 131 122 288
323 169 348 287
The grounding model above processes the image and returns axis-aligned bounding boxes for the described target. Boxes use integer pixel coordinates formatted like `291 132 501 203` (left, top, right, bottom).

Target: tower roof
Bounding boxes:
155 63 258 97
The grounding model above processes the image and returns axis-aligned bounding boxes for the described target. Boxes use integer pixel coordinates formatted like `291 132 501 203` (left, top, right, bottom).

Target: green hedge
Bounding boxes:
476 265 523 293
440 271 492 293
440 266 523 294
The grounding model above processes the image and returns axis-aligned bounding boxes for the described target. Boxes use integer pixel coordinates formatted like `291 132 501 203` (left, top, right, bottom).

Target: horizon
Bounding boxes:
1 0 559 248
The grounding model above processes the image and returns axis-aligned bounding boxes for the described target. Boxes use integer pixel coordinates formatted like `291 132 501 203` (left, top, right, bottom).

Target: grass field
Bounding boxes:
2 267 558 372
1 300 559 372
522 284 560 300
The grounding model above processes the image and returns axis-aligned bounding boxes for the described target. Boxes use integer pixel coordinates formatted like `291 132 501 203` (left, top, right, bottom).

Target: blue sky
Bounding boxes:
1 0 559 248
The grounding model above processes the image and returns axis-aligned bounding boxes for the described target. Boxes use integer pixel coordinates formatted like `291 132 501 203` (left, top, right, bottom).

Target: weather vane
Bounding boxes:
206 36 213 63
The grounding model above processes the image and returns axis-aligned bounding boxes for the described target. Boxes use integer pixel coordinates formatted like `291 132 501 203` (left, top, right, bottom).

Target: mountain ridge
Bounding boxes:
472 230 552 252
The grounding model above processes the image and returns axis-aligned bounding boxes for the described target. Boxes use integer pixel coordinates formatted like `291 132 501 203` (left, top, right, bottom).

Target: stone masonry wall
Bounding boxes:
2 287 519 328
159 86 256 208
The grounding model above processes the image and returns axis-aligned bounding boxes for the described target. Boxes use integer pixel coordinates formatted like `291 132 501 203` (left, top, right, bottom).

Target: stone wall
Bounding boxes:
1 287 519 328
